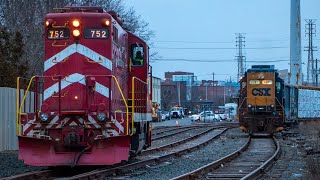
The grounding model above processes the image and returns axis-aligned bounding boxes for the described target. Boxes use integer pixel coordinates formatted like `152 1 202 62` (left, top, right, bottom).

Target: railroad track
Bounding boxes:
152 125 203 140
152 123 238 141
4 124 236 180
172 136 280 180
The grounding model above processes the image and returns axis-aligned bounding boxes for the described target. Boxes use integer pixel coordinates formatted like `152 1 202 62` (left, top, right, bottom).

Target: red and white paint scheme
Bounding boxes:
17 7 152 166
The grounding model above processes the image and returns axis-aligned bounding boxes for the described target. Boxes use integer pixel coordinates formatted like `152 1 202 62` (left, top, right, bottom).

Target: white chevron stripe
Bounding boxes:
44 44 77 71
46 116 60 129
43 73 110 100
88 115 101 128
107 129 119 136
76 44 112 71
95 82 110 99
113 119 124 133
23 119 36 133
44 44 112 72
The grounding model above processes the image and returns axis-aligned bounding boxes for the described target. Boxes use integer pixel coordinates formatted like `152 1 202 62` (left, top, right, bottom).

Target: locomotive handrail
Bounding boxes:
52 40 68 47
16 76 36 136
85 57 103 64
275 97 284 110
238 97 248 111
52 21 69 28
131 77 148 136
110 75 129 135
16 75 63 136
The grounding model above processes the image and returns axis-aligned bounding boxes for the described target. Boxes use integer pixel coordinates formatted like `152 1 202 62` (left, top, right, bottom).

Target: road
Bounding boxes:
152 117 193 127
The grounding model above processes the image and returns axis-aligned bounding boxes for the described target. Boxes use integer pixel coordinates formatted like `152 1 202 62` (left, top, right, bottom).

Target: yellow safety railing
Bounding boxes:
16 75 129 135
110 75 129 135
131 77 148 136
16 76 36 136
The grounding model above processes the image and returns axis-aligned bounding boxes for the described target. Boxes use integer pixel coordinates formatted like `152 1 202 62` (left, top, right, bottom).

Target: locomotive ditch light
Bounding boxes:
45 19 53 27
73 30 80 37
248 104 252 108
97 113 106 121
40 113 49 122
72 20 80 27
74 95 79 100
271 104 274 108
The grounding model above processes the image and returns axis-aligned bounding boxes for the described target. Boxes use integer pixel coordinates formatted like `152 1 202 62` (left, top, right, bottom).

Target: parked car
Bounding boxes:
191 111 213 121
199 112 221 122
161 111 171 120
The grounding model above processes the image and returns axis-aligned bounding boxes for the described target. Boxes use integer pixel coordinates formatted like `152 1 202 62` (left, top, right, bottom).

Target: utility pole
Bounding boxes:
304 19 317 86
212 72 215 104
177 81 180 106
235 33 246 82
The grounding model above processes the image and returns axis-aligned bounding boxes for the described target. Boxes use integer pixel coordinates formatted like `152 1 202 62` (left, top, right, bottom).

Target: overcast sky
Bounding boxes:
125 0 320 82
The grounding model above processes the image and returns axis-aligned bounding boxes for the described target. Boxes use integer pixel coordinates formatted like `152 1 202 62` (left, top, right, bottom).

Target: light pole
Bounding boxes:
223 81 226 105
177 81 181 106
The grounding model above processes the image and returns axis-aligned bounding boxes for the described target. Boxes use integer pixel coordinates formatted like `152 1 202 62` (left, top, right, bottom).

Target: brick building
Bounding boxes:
161 71 239 112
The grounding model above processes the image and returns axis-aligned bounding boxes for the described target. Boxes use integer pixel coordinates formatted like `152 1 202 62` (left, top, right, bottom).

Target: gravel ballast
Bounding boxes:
0 151 46 178
125 128 248 180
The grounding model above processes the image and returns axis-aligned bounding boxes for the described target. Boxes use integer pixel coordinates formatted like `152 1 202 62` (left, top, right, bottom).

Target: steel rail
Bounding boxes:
171 136 280 180
5 124 237 180
241 136 281 180
60 128 230 179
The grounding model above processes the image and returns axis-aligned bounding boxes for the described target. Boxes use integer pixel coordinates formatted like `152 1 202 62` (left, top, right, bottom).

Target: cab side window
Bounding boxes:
276 82 281 93
131 44 144 66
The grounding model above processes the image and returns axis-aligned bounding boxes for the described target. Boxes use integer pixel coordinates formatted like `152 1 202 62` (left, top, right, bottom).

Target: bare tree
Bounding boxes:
0 0 155 75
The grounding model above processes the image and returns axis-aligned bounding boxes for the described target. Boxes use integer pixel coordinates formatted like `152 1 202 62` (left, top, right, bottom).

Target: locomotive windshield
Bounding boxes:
262 80 273 84
249 80 260 84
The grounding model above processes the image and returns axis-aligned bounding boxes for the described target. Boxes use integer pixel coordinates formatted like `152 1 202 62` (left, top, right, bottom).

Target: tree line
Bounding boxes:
0 0 154 88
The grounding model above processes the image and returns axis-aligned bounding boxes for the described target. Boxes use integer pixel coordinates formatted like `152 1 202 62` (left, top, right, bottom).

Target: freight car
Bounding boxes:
16 6 152 166
238 65 284 135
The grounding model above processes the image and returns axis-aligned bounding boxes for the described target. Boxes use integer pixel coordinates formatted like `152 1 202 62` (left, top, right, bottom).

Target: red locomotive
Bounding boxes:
16 6 152 166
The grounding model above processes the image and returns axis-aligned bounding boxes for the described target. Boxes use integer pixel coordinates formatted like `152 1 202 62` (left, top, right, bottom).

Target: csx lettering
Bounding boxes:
252 88 271 96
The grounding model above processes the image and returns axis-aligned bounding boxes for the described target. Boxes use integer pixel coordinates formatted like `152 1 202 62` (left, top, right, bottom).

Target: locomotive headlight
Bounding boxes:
97 113 106 121
40 113 49 122
105 20 110 26
271 104 275 108
73 30 80 37
248 104 252 108
45 20 50 27
72 20 80 27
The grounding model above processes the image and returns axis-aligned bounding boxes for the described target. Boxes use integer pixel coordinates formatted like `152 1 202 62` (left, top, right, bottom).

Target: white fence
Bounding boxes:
0 87 18 151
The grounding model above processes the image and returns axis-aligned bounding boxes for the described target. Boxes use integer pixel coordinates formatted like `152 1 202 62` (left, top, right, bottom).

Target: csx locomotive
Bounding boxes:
16 7 152 166
238 65 284 134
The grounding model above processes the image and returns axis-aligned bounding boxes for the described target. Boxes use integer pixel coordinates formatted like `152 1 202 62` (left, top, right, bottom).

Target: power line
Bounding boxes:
151 58 289 63
155 39 290 43
151 46 288 50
